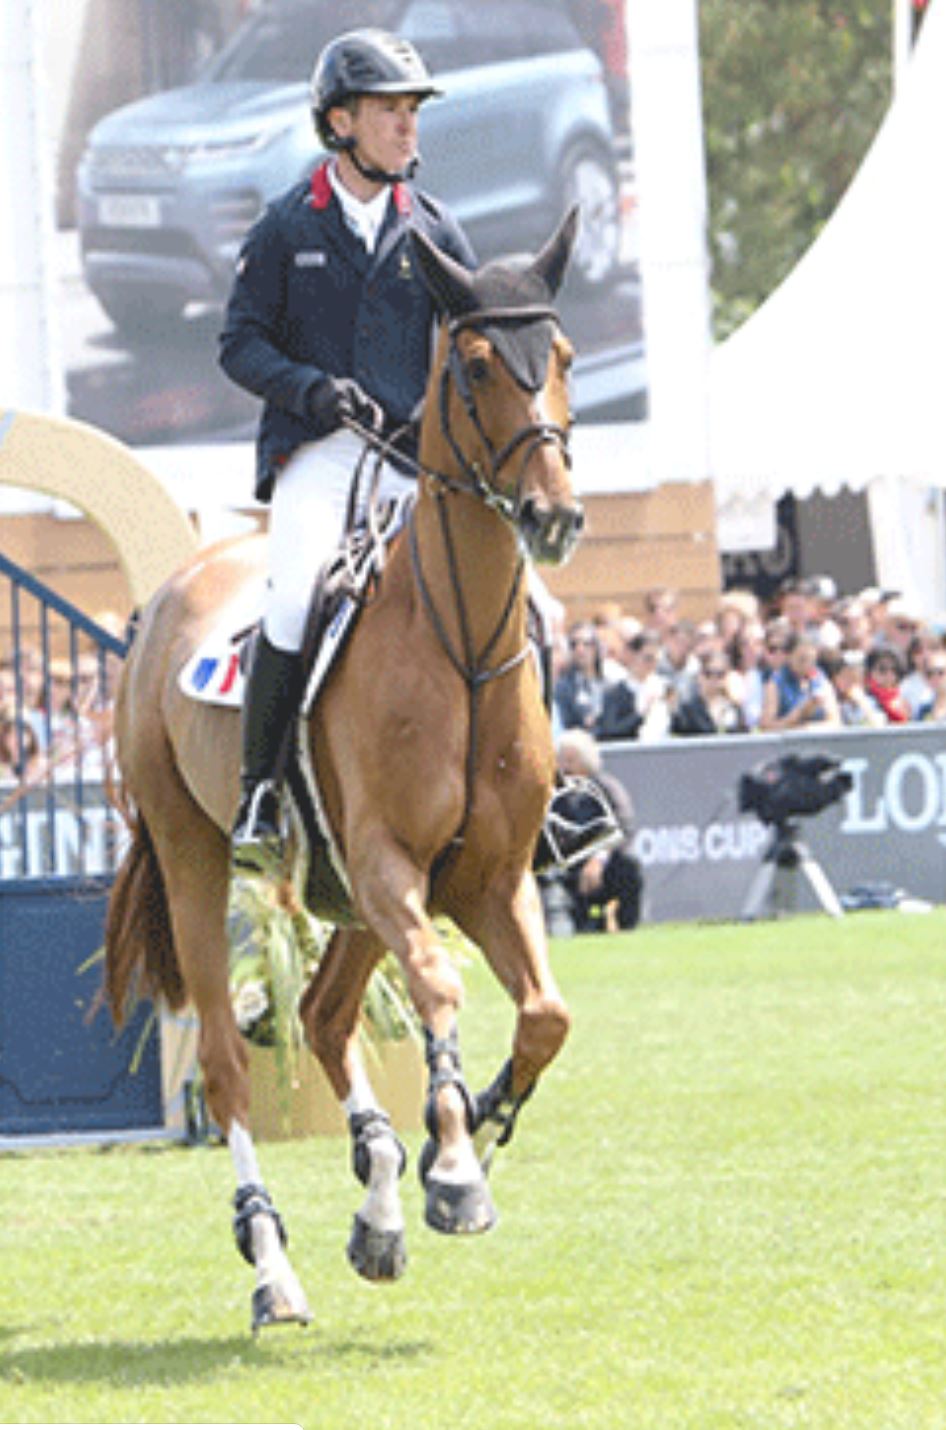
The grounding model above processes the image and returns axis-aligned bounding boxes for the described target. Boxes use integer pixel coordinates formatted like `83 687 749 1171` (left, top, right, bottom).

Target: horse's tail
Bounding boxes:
104 795 187 1025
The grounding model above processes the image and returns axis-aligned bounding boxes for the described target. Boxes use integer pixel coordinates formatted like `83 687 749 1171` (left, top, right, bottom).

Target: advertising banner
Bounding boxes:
54 0 643 450
605 725 946 923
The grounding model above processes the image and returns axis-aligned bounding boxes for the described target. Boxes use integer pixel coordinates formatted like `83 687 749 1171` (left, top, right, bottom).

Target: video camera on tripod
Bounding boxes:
738 752 853 828
738 753 853 919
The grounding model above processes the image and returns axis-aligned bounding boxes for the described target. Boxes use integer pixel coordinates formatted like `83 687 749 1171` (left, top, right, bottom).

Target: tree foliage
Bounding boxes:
700 1 892 338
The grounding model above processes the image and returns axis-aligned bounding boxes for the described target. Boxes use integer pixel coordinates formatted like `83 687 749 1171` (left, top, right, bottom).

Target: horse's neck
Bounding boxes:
410 486 528 659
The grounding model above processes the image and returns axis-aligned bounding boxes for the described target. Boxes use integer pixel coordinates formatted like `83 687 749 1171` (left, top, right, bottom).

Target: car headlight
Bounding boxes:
174 126 291 167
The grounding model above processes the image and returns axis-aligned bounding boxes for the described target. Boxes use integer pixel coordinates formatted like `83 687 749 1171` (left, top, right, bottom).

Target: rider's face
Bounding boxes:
333 93 421 177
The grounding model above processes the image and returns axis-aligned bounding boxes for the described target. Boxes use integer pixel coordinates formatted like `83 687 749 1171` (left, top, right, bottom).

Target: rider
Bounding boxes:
219 27 476 870
220 25 620 878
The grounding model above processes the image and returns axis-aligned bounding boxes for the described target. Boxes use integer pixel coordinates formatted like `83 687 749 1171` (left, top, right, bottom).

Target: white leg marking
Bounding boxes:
344 1059 404 1234
361 1133 405 1234
228 1120 307 1306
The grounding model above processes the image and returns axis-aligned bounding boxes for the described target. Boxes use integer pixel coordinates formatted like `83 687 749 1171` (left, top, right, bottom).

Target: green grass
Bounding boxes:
2 911 946 1428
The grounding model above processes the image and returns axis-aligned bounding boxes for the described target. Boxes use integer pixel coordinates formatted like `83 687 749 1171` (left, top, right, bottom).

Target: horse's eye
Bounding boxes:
467 355 489 385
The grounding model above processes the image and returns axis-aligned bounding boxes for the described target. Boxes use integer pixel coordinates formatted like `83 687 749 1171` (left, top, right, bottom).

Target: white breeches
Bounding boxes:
263 430 415 652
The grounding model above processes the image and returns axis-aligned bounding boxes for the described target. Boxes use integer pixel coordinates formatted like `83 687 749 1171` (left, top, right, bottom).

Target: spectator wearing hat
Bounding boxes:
802 575 842 649
834 597 872 653
877 597 920 664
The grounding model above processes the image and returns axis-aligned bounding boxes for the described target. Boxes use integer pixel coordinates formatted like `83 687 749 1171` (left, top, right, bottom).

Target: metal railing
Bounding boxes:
0 551 129 880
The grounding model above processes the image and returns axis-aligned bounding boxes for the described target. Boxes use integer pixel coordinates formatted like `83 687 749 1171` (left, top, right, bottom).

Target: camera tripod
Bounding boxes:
740 818 845 921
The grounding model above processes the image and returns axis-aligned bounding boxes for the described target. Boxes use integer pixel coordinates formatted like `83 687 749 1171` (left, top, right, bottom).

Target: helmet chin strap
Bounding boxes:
340 137 420 185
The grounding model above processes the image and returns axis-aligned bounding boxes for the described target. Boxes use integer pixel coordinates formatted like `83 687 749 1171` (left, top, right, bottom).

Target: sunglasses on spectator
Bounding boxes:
702 667 727 678
766 644 786 654
928 666 946 677
569 637 596 649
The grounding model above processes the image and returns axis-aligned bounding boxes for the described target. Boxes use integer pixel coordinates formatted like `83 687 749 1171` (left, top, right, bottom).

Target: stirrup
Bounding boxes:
232 780 285 875
533 775 623 873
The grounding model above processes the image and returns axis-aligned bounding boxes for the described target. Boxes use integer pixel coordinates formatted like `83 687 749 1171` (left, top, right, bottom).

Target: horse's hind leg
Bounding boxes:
452 870 571 1173
300 927 408 1282
144 784 310 1332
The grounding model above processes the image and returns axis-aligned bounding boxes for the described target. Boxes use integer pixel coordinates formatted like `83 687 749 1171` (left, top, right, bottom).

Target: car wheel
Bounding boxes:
95 289 186 341
560 143 621 290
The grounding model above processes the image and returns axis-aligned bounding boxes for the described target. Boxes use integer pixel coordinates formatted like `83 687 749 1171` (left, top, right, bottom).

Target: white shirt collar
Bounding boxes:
328 161 391 254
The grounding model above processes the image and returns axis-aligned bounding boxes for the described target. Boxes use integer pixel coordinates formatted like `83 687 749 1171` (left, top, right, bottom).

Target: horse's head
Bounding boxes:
410 209 584 565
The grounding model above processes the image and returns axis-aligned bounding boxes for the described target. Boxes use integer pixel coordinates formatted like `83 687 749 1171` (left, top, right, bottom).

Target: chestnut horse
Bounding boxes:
105 210 584 1332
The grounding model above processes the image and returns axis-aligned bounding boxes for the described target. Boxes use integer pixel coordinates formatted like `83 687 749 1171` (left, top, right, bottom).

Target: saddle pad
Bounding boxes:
179 583 266 708
178 586 361 712
178 494 411 711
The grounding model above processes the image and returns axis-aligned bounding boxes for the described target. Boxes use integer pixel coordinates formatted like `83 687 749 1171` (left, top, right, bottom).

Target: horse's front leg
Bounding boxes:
300 927 408 1281
350 844 495 1237
453 867 571 1174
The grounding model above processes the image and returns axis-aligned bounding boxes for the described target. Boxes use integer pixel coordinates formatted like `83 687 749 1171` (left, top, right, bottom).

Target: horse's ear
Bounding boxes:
531 205 581 297
408 228 476 318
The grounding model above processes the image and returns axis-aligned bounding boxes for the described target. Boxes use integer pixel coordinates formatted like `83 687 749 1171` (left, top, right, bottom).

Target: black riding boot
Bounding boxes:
231 632 303 875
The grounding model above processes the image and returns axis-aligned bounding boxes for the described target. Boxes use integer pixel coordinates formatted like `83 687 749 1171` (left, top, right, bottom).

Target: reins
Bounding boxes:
343 301 571 887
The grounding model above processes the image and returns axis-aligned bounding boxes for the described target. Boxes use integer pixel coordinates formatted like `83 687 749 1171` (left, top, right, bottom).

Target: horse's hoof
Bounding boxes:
424 1176 497 1236
347 1213 407 1282
417 1136 437 1188
250 1283 312 1335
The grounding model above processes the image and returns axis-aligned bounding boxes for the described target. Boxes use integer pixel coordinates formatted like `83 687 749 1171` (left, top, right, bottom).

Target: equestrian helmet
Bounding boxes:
311 29 441 149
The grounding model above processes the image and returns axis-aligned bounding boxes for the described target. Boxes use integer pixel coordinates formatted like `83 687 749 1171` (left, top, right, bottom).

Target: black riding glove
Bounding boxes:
308 376 384 434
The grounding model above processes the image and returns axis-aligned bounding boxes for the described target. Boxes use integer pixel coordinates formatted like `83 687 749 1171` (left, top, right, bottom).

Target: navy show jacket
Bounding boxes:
219 161 476 501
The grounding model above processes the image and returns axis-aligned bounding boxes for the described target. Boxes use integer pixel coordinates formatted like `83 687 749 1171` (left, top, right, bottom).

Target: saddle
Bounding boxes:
180 495 412 926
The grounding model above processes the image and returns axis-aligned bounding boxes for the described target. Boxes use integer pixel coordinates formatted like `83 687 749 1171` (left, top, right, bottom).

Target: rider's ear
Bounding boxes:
530 205 581 298
408 228 475 318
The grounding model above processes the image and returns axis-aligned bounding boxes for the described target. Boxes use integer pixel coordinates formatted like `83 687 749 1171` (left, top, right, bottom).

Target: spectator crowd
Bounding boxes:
541 577 946 934
551 578 946 746
0 644 118 789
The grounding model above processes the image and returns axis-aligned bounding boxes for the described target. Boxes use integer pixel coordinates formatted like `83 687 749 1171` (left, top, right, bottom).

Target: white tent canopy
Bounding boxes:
709 0 946 524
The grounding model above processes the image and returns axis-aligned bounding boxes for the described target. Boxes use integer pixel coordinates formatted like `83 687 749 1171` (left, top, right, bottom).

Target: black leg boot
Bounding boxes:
526 605 622 875
231 632 303 876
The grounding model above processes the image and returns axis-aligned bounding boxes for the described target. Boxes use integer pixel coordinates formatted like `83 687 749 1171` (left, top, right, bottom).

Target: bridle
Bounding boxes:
363 301 574 885
435 306 573 522
345 302 574 528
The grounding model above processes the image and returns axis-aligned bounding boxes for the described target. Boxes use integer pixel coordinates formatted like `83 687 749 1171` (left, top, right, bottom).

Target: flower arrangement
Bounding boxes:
228 876 419 1078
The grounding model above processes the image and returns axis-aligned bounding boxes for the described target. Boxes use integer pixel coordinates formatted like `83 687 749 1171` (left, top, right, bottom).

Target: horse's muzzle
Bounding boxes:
517 496 585 565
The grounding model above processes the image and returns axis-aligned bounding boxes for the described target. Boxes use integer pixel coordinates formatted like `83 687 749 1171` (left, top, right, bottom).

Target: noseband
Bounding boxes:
436 306 573 524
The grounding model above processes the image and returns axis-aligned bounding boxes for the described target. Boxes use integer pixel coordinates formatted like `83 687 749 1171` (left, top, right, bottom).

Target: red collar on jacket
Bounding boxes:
309 160 411 216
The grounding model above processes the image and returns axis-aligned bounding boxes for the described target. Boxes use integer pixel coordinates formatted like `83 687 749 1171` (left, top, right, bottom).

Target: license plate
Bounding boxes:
98 194 162 227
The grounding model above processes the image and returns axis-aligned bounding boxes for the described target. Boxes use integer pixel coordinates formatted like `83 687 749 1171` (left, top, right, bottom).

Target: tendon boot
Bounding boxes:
526 601 622 874
231 632 303 877
533 774 623 873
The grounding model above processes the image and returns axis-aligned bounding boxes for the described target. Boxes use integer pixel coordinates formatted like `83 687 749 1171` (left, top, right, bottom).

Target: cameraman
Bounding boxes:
758 633 840 732
540 729 643 935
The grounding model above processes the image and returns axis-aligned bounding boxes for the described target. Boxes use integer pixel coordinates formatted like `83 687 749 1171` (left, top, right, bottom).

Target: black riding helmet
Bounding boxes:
311 28 441 164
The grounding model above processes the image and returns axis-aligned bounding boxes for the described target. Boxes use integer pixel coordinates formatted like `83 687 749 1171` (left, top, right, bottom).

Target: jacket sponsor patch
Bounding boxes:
295 250 327 267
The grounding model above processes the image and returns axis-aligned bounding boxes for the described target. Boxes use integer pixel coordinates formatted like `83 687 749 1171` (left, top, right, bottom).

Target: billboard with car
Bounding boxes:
57 0 644 449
